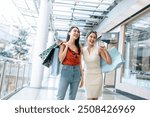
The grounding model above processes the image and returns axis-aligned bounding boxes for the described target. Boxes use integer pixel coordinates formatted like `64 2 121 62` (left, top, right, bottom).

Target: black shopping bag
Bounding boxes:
39 43 60 67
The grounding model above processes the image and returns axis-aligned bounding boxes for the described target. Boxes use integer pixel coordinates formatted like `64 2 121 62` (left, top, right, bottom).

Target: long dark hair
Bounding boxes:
66 26 81 54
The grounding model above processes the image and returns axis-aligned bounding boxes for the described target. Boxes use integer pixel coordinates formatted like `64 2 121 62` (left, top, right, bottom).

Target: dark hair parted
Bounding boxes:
66 26 81 54
86 30 97 39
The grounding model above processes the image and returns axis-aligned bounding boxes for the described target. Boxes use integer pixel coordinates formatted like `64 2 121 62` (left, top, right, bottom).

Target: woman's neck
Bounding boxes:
68 38 75 45
87 44 94 48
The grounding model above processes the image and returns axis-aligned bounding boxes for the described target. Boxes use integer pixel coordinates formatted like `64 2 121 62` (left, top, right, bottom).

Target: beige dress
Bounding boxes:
83 46 103 98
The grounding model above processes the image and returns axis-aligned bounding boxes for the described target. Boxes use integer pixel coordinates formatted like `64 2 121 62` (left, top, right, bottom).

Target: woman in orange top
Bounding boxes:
57 26 83 100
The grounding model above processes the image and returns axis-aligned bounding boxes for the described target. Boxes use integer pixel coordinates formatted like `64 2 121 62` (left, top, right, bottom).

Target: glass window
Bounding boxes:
122 10 150 89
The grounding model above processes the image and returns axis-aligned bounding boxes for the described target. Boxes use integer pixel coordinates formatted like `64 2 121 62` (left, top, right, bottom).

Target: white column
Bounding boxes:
30 0 50 88
47 31 55 46
124 38 130 79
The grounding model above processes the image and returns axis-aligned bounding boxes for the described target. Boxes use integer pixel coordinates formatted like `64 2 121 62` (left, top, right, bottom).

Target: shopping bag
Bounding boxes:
39 42 60 67
50 48 60 75
100 47 125 73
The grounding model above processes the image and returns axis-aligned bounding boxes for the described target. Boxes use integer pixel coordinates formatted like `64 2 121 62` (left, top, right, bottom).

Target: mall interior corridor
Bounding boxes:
8 76 131 100
0 0 150 100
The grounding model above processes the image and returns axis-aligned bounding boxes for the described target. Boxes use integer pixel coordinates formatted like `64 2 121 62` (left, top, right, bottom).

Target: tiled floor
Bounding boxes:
8 77 132 100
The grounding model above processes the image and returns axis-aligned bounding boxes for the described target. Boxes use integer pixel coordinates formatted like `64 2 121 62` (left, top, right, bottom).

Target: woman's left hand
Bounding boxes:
99 46 106 53
79 77 84 88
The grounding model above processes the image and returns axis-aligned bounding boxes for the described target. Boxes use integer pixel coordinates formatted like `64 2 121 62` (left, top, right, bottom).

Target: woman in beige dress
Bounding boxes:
82 31 112 100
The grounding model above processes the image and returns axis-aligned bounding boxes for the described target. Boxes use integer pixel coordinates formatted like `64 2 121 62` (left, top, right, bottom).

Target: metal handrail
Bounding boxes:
0 58 31 99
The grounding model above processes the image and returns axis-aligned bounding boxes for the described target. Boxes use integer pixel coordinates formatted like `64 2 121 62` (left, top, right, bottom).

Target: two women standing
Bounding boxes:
57 26 111 100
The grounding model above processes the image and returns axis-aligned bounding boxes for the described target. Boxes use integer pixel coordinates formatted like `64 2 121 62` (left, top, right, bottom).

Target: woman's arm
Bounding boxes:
58 43 68 63
99 47 112 64
79 45 84 87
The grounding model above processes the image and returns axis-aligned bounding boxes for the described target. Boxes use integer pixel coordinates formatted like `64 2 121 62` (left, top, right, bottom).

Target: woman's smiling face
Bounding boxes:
87 32 97 46
69 27 80 40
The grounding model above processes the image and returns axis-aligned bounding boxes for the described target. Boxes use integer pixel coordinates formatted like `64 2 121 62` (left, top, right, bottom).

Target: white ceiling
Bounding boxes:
52 0 123 40
0 0 123 41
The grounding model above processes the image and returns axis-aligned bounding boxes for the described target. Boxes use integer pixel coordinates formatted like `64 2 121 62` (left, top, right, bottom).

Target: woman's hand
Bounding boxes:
63 42 69 48
79 77 84 88
99 46 106 53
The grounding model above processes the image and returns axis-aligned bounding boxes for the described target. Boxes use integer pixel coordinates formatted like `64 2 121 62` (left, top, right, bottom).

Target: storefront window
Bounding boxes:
122 11 150 89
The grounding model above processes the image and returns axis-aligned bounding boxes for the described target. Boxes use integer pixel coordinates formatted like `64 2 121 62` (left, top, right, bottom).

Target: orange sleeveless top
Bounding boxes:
62 48 80 66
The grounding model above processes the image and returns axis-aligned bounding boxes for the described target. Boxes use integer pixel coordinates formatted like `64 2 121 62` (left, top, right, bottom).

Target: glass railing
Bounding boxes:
0 58 31 99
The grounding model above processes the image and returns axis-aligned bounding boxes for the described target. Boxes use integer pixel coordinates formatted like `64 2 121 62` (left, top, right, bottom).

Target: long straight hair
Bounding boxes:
66 26 81 54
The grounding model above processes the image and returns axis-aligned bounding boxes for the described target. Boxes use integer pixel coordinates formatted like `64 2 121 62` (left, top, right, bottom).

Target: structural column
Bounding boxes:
124 37 130 79
30 0 50 88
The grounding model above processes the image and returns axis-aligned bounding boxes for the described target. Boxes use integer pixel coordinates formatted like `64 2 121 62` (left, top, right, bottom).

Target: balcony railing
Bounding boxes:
0 58 31 99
